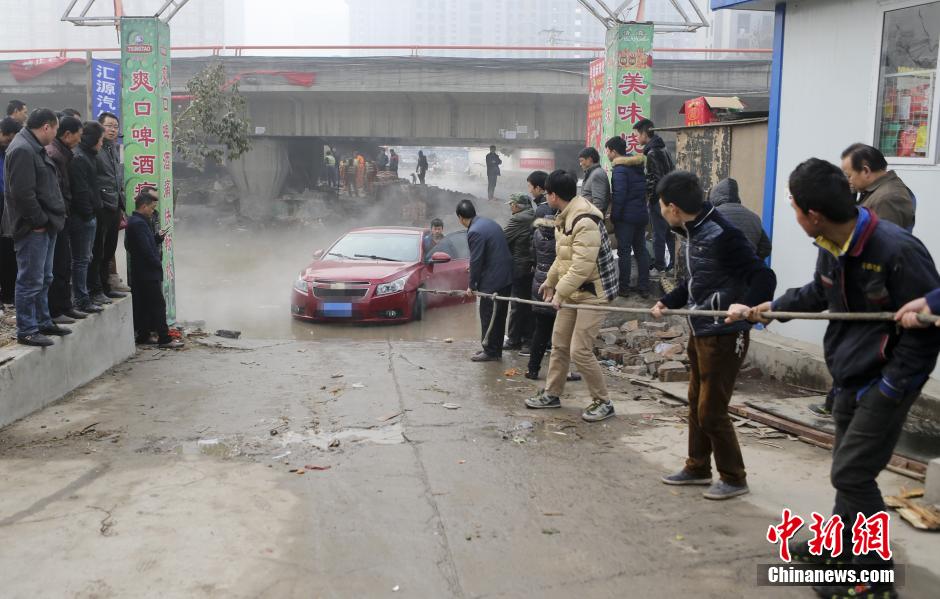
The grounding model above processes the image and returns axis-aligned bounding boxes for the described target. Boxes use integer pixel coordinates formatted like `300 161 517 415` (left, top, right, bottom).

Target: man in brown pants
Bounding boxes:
651 171 776 500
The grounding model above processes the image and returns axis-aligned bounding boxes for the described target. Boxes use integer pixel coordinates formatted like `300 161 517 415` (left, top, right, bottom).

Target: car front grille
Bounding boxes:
312 287 369 300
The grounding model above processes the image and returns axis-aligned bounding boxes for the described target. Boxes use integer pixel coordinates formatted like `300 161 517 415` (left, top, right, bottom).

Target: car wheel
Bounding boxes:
413 289 425 321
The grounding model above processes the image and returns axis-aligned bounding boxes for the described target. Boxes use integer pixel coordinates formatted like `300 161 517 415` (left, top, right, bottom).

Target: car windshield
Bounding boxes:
325 233 420 263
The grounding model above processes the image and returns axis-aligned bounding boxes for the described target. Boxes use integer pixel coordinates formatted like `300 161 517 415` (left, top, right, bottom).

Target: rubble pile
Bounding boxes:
594 319 692 382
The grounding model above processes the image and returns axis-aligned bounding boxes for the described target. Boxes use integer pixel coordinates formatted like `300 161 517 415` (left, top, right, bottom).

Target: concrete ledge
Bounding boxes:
0 297 135 428
748 329 940 422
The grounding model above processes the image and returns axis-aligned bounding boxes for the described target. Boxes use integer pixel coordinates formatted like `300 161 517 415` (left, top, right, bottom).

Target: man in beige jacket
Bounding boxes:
525 170 615 422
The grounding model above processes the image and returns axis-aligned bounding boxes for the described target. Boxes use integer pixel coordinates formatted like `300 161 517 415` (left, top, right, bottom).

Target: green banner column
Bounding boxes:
120 16 176 324
601 23 654 164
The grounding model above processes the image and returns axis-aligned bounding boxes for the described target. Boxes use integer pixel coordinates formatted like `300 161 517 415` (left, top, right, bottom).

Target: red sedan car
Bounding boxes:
291 226 473 323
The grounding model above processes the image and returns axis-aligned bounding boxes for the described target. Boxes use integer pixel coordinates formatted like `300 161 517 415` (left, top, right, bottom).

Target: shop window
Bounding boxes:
874 1 940 161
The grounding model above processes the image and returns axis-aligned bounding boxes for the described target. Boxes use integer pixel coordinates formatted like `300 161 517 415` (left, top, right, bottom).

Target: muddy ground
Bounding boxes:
1 332 938 598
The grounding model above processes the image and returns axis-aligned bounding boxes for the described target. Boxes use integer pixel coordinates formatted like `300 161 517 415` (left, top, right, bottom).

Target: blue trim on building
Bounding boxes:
711 0 759 8
762 2 786 263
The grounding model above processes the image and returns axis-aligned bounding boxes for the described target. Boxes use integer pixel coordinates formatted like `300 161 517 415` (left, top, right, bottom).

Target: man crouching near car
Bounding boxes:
525 169 614 423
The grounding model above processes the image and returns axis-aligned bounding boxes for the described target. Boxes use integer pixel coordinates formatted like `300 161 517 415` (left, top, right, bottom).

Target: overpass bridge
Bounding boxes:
0 55 770 146
0 54 769 209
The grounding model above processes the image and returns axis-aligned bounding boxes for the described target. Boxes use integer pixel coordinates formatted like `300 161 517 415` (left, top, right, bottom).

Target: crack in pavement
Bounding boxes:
0 463 110 527
387 339 466 599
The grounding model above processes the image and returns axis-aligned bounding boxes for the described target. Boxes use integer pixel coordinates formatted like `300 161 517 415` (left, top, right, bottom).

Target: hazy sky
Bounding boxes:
243 0 350 45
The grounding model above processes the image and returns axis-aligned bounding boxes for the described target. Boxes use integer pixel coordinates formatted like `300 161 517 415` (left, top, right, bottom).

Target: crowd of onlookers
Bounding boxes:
0 99 180 349
326 146 441 195
453 117 933 595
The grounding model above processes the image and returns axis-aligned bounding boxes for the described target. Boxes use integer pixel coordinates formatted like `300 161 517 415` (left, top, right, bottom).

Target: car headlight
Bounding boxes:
294 277 308 293
375 274 409 296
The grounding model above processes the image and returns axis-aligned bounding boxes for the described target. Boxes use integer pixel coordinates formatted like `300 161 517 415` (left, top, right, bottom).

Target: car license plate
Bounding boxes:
323 302 353 317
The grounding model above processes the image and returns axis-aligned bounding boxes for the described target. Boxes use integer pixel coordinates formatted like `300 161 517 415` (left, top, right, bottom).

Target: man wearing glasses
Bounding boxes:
88 111 127 306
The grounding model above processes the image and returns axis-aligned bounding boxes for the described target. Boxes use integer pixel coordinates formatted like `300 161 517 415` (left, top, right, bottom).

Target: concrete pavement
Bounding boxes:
1 337 936 598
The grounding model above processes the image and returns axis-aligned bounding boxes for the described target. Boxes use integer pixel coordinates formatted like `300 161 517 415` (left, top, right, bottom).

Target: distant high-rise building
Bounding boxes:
347 0 772 60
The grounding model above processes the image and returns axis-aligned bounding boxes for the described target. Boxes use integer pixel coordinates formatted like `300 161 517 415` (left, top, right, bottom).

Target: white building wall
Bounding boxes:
771 0 940 366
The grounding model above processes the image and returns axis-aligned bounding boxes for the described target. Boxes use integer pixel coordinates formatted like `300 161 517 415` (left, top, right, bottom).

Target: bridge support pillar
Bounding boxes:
226 138 290 219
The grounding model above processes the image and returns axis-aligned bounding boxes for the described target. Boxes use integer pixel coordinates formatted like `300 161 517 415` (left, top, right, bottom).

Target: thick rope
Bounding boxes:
417 288 940 325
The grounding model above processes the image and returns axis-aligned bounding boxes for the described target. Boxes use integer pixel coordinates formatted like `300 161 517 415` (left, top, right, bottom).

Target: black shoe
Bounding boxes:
518 346 531 357
92 293 112 305
52 314 76 325
812 581 897 599
39 324 72 336
471 351 501 362
504 341 523 351
524 370 539 380
64 308 89 319
566 372 582 382
105 290 127 299
17 333 55 347
77 302 104 313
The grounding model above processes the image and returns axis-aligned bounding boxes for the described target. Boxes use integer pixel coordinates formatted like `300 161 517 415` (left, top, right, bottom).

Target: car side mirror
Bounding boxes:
312 249 324 259
430 251 452 264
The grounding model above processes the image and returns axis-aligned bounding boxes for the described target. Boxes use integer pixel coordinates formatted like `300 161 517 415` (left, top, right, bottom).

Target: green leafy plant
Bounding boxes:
174 62 252 169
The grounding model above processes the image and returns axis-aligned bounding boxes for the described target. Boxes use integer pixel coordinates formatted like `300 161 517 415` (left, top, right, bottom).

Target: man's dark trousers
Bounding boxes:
0 236 16 304
131 279 170 343
507 273 533 346
487 175 498 200
649 203 675 271
479 284 511 357
89 207 119 295
48 217 73 317
527 311 555 374
830 386 917 565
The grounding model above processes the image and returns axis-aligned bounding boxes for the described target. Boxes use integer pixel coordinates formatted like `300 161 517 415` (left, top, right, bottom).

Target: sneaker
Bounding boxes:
525 391 561 409
518 346 531 357
812 581 897 599
105 290 127 299
471 351 500 362
77 302 104 313
52 314 76 325
17 333 55 347
649 268 662 278
64 308 89 319
158 339 184 349
702 480 749 500
582 399 614 422
809 403 832 417
661 469 712 486
92 293 112 305
39 324 72 336
524 370 539 380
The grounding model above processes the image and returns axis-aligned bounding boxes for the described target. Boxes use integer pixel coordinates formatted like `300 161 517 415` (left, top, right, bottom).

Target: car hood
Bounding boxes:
303 260 418 282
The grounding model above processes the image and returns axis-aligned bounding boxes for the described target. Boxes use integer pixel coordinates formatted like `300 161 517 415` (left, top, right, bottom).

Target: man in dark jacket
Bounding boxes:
485 145 502 201
0 116 22 306
737 159 939 599
45 115 84 323
606 136 650 297
458 198 513 362
526 201 558 379
634 119 676 273
125 187 181 348
1 109 70 346
503 193 535 351
708 178 772 259
68 121 106 314
526 170 548 207
89 111 126 304
841 143 915 231
652 170 776 500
